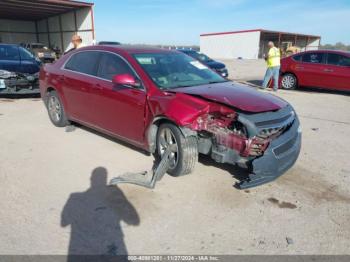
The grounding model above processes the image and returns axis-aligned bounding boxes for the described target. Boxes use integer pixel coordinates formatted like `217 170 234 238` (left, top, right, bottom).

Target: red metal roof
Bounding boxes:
200 29 320 38
200 29 262 37
0 0 93 21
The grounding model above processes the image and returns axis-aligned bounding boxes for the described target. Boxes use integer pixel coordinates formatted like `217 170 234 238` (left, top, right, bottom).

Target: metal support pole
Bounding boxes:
58 15 64 52
45 18 51 47
278 33 281 48
35 20 39 42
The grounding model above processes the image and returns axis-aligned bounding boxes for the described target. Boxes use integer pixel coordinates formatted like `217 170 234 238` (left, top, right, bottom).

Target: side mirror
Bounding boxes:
112 74 141 88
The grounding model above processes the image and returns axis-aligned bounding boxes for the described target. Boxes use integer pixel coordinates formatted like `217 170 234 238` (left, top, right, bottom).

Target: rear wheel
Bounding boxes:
281 73 297 90
156 123 198 177
46 90 69 127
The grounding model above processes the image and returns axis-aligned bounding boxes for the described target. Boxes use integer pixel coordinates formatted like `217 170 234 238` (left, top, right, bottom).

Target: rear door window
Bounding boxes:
302 52 324 64
327 53 350 66
97 53 135 81
292 54 302 61
0 46 20 60
65 51 100 76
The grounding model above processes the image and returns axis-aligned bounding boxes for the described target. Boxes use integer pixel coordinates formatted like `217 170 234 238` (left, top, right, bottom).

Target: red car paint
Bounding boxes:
40 46 288 155
281 50 350 91
172 82 287 112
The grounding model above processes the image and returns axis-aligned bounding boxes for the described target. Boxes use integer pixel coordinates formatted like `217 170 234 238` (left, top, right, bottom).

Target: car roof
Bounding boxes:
178 49 195 52
0 43 19 47
98 41 120 44
295 49 350 56
80 45 177 54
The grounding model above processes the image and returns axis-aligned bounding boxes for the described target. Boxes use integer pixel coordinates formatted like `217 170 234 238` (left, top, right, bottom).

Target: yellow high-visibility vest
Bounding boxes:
267 47 281 67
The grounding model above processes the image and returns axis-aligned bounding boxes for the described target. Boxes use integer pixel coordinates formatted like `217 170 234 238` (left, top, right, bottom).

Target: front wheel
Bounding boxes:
281 73 298 90
156 123 198 177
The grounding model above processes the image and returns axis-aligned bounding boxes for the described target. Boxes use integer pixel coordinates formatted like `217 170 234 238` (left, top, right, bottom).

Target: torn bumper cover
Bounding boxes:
238 117 301 189
0 70 39 94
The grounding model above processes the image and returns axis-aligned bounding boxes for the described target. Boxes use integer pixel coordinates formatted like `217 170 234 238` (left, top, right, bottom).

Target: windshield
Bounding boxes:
188 51 212 63
32 44 46 49
19 47 34 59
133 52 227 89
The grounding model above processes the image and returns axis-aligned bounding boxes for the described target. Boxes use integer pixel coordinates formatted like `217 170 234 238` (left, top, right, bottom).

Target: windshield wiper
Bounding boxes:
159 84 193 90
170 84 194 89
208 80 229 84
162 81 229 90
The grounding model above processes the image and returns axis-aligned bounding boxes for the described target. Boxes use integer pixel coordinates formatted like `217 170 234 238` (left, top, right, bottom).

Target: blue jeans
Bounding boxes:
262 66 280 90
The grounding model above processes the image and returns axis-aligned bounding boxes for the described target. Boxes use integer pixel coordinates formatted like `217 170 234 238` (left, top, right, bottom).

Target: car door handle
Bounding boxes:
58 75 65 81
296 66 304 70
323 69 333 72
93 83 103 90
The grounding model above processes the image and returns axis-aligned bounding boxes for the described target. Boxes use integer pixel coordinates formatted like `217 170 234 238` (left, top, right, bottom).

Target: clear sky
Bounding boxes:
93 0 350 45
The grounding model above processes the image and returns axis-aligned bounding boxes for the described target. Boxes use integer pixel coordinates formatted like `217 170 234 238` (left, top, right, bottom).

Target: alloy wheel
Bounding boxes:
281 75 296 89
48 96 62 123
158 127 179 169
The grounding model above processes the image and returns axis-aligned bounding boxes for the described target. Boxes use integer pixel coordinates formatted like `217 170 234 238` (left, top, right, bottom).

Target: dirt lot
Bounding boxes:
0 61 350 255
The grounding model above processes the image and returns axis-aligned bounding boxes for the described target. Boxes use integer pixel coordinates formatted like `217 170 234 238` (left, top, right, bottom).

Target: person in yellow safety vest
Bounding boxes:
261 41 281 91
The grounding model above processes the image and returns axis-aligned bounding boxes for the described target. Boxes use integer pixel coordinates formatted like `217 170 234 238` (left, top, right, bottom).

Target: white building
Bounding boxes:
0 0 95 53
200 29 321 59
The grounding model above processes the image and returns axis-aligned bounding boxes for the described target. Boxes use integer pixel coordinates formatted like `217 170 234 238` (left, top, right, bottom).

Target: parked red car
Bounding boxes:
40 46 301 189
281 50 350 91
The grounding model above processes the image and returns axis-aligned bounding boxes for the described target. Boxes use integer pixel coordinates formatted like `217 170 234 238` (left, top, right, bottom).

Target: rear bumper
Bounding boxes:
237 117 301 189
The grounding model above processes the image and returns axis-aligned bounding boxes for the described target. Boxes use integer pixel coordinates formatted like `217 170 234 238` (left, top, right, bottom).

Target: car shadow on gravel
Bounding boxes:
61 167 140 260
244 80 263 87
0 93 40 99
244 80 350 96
199 154 250 187
71 123 151 156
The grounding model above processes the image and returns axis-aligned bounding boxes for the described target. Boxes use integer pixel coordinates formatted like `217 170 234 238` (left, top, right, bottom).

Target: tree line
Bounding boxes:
320 42 350 51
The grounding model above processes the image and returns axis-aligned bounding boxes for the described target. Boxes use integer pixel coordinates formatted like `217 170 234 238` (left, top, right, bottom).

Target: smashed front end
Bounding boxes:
0 70 39 94
190 103 301 189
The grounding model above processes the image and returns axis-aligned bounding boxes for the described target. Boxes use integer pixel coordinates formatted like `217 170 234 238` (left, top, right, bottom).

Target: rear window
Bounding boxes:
292 54 302 61
0 46 20 60
65 51 100 75
327 53 350 66
97 53 135 81
302 52 324 64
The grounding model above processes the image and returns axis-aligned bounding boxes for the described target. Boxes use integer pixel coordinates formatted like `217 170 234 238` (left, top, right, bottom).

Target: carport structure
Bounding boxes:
200 29 321 59
259 29 321 58
0 0 94 53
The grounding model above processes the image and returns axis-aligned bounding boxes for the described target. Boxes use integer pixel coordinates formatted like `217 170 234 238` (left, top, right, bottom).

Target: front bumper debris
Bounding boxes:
237 117 301 189
0 72 39 94
109 147 171 189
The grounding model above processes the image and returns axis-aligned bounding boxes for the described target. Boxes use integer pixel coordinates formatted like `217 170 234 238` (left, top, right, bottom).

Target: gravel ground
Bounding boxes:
0 62 349 255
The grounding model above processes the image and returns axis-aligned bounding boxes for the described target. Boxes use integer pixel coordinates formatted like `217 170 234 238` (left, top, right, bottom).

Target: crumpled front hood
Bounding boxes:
171 81 288 113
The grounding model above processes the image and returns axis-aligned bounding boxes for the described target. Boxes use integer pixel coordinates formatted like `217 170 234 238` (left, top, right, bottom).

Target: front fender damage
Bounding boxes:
148 92 301 189
187 103 301 189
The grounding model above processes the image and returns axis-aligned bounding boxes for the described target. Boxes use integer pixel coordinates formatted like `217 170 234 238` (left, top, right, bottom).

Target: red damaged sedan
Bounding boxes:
40 46 301 189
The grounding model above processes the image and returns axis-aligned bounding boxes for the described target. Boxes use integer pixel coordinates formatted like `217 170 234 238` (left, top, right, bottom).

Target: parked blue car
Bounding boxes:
0 44 41 94
178 49 229 78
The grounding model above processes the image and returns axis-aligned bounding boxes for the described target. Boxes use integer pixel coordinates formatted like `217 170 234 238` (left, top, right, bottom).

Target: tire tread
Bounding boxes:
157 123 198 177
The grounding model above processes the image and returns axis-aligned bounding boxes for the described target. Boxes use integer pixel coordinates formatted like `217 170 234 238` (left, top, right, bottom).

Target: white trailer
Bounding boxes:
0 0 95 54
200 29 321 60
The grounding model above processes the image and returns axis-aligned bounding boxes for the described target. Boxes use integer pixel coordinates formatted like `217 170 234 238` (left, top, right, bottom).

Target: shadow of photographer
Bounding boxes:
61 167 139 260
